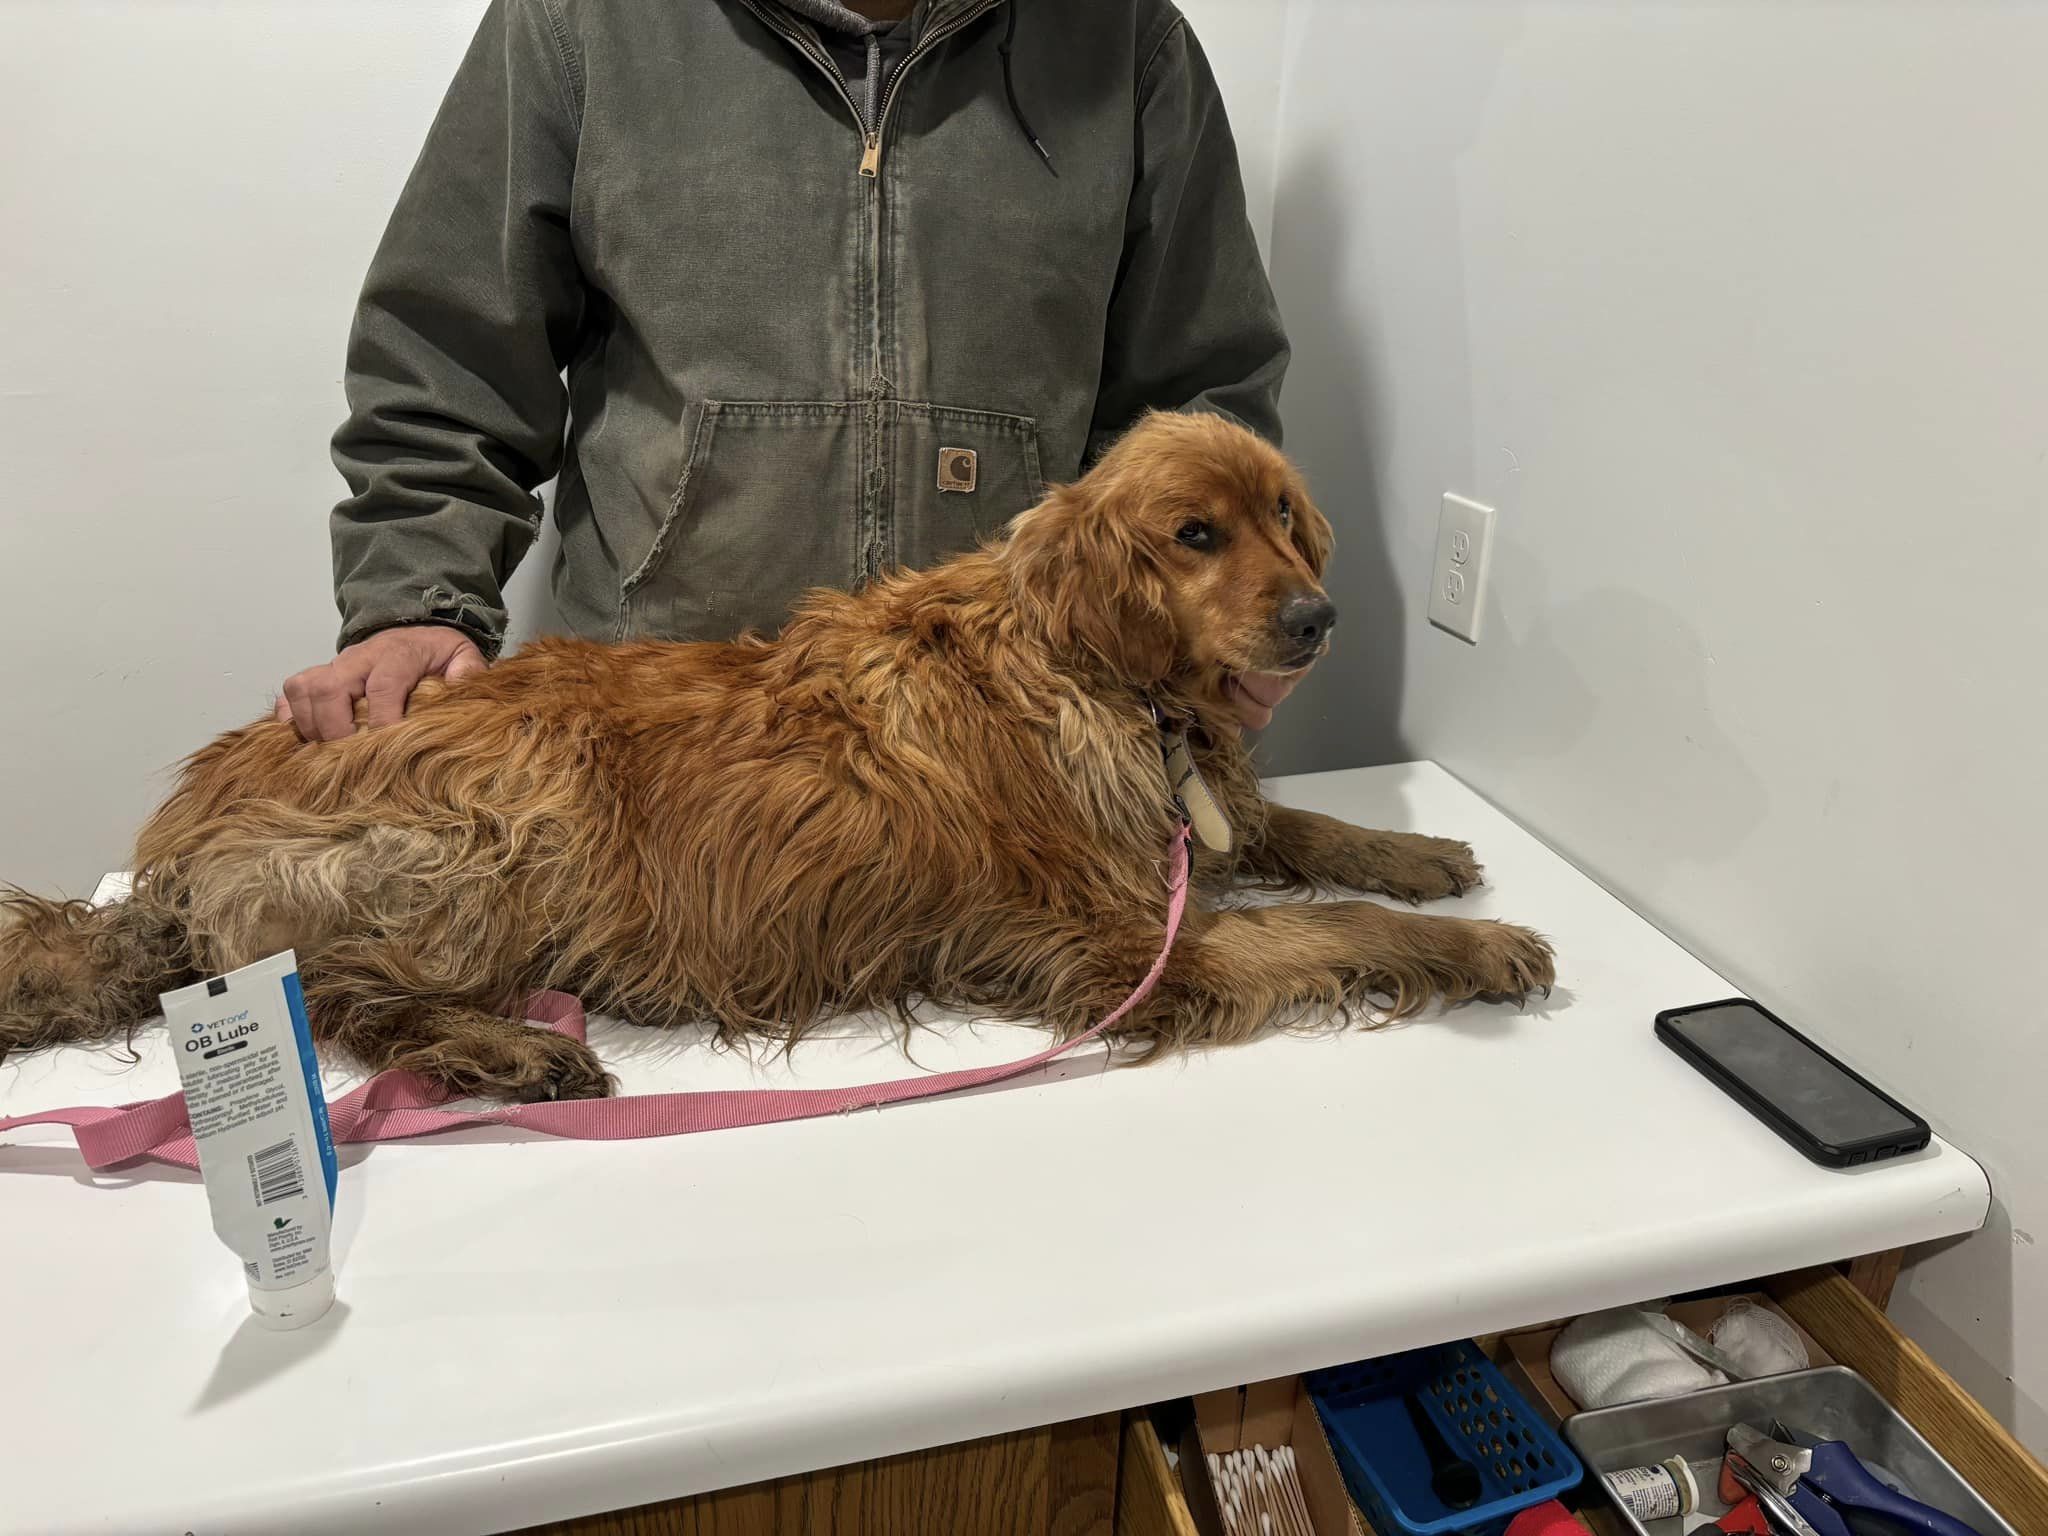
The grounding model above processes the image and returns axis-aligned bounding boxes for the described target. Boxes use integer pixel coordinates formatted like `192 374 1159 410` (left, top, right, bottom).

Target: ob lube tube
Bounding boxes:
160 950 338 1329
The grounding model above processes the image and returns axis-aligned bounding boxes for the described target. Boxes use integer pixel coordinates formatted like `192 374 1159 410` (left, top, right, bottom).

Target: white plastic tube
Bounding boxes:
160 950 338 1330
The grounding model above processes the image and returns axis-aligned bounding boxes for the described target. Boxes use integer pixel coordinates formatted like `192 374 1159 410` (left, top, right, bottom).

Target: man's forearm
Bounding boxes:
327 0 587 653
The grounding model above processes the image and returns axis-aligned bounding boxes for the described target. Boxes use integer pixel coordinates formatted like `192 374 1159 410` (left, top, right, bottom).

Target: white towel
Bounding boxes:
1550 1306 1727 1410
1709 1298 1809 1379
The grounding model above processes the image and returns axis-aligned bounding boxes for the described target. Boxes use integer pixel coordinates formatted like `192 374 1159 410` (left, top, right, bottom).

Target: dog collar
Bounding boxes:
1146 698 1232 853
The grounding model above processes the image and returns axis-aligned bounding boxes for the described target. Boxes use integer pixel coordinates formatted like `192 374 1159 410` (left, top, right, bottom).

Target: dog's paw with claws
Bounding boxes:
413 1030 618 1104
512 1034 618 1102
1363 833 1485 904
1461 921 1556 1001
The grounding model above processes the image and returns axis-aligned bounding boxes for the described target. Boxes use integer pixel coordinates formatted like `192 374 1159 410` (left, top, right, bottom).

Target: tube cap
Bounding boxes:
247 1269 337 1331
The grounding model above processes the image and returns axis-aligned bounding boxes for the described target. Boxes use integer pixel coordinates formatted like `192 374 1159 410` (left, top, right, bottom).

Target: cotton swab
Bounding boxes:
1210 1443 1315 1536
1275 1445 1316 1536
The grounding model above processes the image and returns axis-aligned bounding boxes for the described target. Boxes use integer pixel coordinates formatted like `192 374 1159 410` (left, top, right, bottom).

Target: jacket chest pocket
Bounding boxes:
887 402 1046 572
620 400 863 642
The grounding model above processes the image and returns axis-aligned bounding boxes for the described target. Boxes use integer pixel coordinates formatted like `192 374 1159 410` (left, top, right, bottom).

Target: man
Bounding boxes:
278 0 1298 741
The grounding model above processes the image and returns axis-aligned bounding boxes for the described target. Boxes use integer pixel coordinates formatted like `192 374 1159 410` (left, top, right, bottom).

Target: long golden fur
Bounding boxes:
1 414 1553 1101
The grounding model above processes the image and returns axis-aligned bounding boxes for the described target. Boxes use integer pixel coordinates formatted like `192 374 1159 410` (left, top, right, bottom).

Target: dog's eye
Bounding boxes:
1277 495 1292 529
1176 519 1216 551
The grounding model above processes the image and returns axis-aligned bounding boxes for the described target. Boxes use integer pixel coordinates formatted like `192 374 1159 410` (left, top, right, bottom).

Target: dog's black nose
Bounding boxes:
1277 593 1338 647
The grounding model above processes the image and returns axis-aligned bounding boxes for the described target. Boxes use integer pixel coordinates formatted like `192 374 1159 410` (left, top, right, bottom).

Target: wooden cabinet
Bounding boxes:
521 1268 2046 1536
521 1413 1119 1536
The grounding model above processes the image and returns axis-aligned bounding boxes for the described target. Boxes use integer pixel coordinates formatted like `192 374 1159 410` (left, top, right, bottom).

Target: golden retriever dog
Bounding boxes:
0 413 1552 1101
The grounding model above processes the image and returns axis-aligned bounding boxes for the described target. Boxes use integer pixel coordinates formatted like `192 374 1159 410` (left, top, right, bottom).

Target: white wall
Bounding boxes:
1262 0 2048 1450
0 0 1276 899
0 2 486 895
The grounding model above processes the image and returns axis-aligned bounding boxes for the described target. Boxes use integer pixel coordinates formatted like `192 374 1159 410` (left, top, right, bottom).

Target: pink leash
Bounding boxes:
0 828 1191 1174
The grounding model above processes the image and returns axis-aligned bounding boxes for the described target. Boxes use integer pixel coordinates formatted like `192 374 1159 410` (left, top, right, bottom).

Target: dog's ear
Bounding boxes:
1291 489 1335 579
1005 480 1178 684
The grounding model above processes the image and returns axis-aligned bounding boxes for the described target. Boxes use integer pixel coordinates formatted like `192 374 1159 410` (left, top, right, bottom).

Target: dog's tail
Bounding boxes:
0 884 196 1062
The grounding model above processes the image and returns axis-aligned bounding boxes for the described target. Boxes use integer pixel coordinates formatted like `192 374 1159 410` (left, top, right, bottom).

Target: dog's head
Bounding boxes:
1004 411 1335 709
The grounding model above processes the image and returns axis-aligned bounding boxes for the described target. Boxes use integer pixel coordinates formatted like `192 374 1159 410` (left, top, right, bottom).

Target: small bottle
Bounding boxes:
1603 1455 1698 1521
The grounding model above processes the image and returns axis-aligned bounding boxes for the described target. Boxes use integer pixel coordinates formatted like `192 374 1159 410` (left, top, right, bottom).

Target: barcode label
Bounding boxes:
247 1137 305 1207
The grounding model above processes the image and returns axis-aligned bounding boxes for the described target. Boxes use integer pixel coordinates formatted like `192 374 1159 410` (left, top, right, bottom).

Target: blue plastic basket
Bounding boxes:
1306 1340 1583 1536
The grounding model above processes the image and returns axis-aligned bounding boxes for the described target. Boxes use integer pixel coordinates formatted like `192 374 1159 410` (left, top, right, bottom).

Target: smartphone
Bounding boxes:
1656 998 1931 1168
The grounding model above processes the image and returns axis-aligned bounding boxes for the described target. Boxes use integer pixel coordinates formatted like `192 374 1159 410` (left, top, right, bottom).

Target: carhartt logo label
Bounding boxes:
937 447 977 493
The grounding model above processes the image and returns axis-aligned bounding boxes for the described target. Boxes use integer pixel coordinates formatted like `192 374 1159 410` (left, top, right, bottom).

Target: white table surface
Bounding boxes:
0 762 1988 1536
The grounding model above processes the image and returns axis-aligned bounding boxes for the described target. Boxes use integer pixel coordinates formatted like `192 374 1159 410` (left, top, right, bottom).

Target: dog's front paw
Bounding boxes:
1344 910 1555 1019
1365 833 1484 903
1459 921 1555 1001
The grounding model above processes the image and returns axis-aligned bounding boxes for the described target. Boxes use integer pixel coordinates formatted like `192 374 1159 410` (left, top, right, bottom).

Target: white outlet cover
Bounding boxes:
1428 493 1494 644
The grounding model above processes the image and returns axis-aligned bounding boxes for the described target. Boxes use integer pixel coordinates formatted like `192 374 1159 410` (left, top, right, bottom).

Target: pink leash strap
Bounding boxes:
1 828 1191 1173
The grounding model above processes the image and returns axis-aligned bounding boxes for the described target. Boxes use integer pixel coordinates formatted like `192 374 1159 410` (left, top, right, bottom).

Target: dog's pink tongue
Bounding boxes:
1234 670 1297 710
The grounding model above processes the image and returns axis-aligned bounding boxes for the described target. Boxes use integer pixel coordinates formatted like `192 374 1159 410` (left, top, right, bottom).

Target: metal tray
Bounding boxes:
1563 1365 2017 1535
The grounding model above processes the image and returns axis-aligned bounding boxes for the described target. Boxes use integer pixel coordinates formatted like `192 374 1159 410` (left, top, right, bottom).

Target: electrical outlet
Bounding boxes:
1428 493 1494 643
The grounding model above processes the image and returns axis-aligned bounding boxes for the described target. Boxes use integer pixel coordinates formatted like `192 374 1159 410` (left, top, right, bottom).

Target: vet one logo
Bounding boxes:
187 1007 256 1052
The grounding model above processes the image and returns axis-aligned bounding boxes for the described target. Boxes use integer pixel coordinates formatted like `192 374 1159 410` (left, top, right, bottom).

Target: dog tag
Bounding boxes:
1163 731 1232 852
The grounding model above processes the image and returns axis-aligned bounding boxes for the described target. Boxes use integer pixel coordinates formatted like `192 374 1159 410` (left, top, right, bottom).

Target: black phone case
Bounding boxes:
1655 997 1932 1168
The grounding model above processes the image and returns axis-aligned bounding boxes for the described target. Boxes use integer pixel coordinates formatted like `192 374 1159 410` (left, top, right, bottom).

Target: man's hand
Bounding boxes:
1227 668 1307 732
275 625 487 741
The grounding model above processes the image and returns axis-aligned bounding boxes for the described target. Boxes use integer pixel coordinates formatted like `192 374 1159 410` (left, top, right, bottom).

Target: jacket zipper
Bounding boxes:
738 0 1001 177
737 0 1004 575
857 0 1001 178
